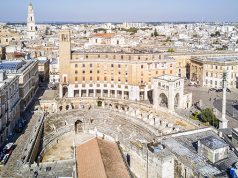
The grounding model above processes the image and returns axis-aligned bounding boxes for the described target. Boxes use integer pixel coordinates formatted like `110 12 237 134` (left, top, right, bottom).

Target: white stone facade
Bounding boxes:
153 75 191 111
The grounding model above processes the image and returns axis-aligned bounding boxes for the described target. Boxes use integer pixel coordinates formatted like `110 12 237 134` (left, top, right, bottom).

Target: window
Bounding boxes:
83 77 85 81
90 70 92 74
121 55 123 59
90 64 93 68
75 77 78 81
104 76 107 81
82 64 85 67
170 64 173 67
97 70 100 74
97 77 99 81
75 70 78 74
163 71 165 74
111 64 114 68
141 65 143 69
82 70 85 74
170 70 172 74
113 55 116 59
64 77 67 83
118 64 121 68
98 55 100 58
138 56 140 60
86 55 88 59
215 66 218 69
90 77 92 81
75 64 78 68
206 72 208 77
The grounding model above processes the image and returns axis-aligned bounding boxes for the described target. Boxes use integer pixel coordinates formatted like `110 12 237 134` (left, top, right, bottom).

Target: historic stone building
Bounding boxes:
1 60 39 114
153 75 192 111
59 30 176 101
0 71 20 147
190 56 238 88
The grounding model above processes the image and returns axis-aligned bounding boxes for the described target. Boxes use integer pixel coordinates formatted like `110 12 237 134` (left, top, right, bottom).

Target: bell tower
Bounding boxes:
27 3 36 40
59 30 71 98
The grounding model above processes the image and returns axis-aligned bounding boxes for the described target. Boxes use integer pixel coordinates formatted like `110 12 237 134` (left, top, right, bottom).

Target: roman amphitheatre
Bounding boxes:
31 95 198 177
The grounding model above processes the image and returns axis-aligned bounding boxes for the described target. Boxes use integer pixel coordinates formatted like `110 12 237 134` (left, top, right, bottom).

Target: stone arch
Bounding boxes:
75 120 83 133
174 93 180 109
159 93 168 108
62 86 68 97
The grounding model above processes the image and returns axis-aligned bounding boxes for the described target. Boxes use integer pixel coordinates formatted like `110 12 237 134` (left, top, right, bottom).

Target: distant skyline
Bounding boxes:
1 0 238 23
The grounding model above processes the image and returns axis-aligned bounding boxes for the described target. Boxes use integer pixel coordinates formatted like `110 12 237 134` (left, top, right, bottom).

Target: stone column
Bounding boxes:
79 90 82 97
93 89 96 97
108 90 110 98
101 90 103 97
86 89 89 97
168 82 175 111
220 79 228 129
144 89 148 100
115 90 118 99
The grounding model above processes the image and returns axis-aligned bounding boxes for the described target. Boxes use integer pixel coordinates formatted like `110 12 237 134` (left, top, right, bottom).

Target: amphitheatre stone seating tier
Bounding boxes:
42 98 198 160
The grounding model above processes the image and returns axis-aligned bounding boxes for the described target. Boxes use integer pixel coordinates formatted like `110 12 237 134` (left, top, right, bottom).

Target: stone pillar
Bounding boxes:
93 89 96 97
115 90 118 99
108 90 110 98
144 89 148 100
86 89 89 97
220 79 228 129
153 83 158 109
168 82 175 111
101 90 103 98
79 90 82 97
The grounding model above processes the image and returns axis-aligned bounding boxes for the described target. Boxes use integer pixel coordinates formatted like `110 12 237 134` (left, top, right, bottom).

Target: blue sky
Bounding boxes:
1 0 238 22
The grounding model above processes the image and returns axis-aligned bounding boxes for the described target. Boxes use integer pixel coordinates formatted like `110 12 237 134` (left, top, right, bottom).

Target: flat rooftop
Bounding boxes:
199 136 228 150
192 56 238 64
39 90 58 101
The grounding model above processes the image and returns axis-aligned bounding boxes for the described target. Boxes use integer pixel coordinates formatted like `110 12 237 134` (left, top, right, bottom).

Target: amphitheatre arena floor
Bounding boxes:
42 132 94 162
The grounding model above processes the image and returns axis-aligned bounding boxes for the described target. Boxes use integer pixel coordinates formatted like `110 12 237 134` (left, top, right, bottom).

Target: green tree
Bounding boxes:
201 108 219 128
167 48 174 53
154 29 158 37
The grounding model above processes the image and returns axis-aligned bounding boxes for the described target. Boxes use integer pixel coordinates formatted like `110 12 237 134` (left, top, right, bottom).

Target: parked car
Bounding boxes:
2 143 14 154
188 81 197 86
0 142 14 165
209 88 216 92
216 88 223 92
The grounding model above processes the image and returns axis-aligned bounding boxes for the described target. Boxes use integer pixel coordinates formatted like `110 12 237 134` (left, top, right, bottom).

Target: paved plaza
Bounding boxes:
177 84 238 128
